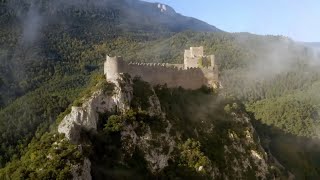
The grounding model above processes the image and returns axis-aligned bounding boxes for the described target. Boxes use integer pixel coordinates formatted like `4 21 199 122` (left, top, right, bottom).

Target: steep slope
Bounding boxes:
0 74 287 179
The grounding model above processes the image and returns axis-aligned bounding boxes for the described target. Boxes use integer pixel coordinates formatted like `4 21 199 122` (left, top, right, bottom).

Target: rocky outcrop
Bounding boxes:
57 75 133 180
57 75 286 179
58 75 133 143
71 158 92 180
156 3 175 15
121 119 175 173
147 89 162 116
221 114 273 180
57 74 169 178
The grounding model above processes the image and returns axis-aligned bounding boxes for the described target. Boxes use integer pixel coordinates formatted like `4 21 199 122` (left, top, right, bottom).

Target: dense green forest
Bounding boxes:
1 0 320 178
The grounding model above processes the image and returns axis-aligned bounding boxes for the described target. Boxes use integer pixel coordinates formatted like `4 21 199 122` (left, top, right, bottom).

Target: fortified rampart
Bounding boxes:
104 47 219 89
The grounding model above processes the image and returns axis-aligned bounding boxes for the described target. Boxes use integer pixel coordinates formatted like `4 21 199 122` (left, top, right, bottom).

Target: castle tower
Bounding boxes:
184 46 204 69
190 46 204 57
209 55 215 68
104 55 125 82
184 49 191 69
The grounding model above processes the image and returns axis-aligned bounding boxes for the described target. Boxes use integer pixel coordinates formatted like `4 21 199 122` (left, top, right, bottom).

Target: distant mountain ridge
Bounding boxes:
131 0 221 32
0 0 221 35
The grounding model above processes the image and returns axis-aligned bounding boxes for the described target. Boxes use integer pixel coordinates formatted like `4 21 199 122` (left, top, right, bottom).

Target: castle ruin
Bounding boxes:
104 46 219 89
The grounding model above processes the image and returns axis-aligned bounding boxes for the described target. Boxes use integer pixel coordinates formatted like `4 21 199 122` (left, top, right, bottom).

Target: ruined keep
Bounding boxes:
104 46 219 89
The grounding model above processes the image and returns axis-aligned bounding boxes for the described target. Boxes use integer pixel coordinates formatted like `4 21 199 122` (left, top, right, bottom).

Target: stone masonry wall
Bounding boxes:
104 56 218 90
126 63 209 89
104 46 219 90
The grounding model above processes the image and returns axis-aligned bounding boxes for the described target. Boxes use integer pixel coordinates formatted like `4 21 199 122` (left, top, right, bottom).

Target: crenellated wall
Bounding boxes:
126 63 206 89
104 54 219 90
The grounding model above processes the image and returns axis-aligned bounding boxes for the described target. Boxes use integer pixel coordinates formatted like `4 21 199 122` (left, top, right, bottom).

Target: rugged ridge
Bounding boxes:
57 74 172 178
56 74 288 179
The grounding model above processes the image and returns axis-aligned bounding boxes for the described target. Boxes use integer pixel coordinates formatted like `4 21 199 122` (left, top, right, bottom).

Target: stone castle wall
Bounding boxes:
104 47 218 89
104 55 219 90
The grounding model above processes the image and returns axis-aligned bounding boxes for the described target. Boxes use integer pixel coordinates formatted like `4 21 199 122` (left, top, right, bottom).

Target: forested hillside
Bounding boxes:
1 0 320 179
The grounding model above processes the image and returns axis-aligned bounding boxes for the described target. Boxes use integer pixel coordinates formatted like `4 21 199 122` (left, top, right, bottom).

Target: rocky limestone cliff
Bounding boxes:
221 113 269 179
57 75 134 179
58 75 133 143
57 74 170 179
57 75 287 179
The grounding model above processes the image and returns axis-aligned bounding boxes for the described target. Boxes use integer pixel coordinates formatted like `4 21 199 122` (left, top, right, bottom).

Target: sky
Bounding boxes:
143 0 320 42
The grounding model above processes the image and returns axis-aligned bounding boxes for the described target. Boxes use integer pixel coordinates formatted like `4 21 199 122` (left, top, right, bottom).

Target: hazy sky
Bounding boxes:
144 0 319 42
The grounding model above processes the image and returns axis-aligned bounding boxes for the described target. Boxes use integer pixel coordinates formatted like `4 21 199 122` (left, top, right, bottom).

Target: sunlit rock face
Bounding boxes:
156 3 176 15
58 76 133 143
57 74 287 179
57 76 133 180
121 118 175 173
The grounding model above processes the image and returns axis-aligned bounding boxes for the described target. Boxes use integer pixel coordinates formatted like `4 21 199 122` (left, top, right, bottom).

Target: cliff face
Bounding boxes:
56 75 287 179
58 76 133 143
